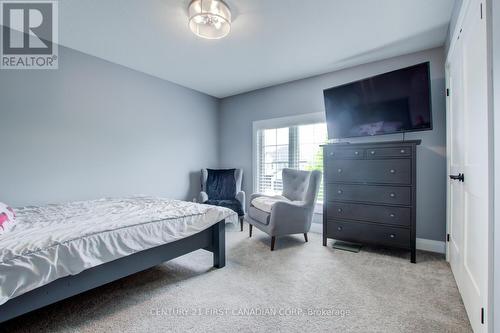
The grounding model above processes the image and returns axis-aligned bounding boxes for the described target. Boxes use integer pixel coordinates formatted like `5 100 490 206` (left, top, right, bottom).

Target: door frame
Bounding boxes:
489 0 500 331
445 0 495 331
445 63 451 263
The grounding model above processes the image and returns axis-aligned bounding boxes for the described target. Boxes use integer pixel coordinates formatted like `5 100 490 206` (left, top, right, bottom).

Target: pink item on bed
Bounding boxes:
0 203 15 235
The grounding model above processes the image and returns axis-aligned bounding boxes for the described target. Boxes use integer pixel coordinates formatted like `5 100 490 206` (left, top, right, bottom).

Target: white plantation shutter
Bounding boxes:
256 123 326 202
257 127 290 194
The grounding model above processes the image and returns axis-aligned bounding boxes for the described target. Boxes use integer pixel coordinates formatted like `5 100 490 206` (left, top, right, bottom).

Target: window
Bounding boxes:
256 122 327 202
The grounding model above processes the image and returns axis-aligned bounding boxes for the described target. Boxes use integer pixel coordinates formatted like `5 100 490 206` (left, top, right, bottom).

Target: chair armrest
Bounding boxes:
269 201 314 235
235 191 246 214
198 191 208 203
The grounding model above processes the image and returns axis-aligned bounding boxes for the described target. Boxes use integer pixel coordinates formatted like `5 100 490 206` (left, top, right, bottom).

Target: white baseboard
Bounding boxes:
416 238 446 254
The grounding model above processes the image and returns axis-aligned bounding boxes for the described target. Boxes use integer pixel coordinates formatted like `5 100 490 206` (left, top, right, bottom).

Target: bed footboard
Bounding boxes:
0 219 226 324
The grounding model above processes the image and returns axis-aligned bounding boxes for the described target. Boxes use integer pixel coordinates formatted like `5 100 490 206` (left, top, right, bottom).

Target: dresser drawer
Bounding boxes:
327 159 411 184
326 184 411 205
366 147 412 158
327 220 410 249
327 202 411 227
325 147 364 159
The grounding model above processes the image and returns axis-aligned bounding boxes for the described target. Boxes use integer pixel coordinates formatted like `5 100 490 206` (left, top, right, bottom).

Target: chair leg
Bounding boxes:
249 224 253 237
271 236 276 251
304 233 308 242
240 217 243 232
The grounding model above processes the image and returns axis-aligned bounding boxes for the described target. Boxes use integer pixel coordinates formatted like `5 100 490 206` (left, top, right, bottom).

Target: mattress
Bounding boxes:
0 196 236 306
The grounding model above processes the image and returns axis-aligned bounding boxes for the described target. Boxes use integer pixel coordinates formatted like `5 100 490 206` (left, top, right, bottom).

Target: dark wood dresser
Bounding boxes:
322 140 421 263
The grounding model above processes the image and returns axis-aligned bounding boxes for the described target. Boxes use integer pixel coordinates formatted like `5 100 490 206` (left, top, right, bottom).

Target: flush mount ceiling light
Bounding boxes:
188 0 231 39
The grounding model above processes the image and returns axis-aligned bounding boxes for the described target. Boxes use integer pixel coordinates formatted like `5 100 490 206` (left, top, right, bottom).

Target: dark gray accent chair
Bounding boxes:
199 168 246 231
246 168 322 250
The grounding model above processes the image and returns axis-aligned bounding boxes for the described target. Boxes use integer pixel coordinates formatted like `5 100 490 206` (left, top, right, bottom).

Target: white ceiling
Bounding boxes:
59 0 456 98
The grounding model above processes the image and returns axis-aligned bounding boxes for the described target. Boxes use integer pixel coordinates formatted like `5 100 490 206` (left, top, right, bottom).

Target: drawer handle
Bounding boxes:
389 234 396 239
389 213 395 218
337 168 343 173
337 226 343 231
400 149 406 154
337 189 343 195
389 192 396 198
337 208 343 213
390 169 396 174
370 150 375 155
354 151 359 155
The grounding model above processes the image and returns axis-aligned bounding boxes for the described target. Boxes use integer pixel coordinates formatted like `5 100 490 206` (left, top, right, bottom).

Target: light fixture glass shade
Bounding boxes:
188 0 231 39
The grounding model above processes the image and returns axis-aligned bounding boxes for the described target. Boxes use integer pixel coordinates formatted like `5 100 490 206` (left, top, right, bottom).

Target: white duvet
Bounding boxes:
0 197 236 306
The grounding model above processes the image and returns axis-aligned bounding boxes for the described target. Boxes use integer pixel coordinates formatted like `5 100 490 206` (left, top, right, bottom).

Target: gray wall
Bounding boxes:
0 45 448 242
219 47 447 242
0 46 219 207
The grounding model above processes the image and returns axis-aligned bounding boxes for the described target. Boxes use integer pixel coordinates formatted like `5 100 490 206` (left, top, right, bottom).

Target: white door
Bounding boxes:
446 0 490 331
447 36 465 293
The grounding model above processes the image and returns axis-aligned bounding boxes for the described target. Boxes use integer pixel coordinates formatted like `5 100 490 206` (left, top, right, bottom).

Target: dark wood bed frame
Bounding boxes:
0 220 225 323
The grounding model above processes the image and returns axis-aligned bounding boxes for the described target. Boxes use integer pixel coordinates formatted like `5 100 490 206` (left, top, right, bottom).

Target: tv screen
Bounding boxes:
323 62 432 139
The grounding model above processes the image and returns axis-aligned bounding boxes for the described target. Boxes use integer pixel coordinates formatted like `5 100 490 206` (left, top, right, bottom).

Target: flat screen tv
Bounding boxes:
323 62 432 139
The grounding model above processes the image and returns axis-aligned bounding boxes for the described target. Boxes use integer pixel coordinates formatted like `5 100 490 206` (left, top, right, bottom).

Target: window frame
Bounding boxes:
252 112 326 211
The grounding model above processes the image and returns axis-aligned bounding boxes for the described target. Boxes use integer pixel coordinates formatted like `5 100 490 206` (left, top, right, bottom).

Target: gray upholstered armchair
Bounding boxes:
199 168 246 231
246 168 322 250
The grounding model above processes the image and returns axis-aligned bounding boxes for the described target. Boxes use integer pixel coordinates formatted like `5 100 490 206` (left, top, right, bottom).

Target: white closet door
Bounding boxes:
447 35 465 294
447 0 490 331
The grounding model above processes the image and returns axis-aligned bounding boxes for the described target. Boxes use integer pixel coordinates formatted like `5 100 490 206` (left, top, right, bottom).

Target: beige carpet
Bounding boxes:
2 225 472 333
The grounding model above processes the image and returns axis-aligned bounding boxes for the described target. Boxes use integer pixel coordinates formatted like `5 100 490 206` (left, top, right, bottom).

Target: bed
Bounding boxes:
0 196 236 323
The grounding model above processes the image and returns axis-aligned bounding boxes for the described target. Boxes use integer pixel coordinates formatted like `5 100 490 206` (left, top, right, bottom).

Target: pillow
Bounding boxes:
0 202 16 235
251 195 289 213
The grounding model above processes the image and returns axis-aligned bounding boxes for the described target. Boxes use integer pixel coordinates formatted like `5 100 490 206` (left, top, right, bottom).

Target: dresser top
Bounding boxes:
322 140 421 148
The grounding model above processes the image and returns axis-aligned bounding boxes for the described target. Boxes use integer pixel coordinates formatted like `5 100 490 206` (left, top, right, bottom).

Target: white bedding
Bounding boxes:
0 197 236 306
